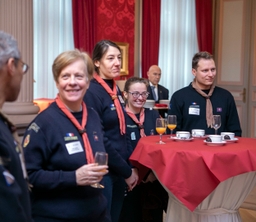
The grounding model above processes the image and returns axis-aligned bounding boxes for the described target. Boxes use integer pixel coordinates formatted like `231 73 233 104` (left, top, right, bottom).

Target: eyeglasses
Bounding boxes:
14 58 29 74
128 91 149 99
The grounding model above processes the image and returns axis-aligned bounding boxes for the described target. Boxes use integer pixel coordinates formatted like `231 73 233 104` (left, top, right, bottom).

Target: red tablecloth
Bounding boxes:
129 135 256 211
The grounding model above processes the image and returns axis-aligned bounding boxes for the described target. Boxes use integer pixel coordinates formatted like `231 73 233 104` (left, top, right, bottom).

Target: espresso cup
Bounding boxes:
221 132 235 140
176 131 190 140
208 135 222 143
191 129 205 137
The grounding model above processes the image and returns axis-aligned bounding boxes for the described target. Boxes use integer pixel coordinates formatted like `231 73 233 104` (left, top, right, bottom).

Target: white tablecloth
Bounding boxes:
158 172 256 222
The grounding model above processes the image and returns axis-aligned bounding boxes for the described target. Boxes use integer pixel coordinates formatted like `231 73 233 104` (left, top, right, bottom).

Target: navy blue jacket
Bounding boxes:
84 79 133 179
0 114 32 222
22 102 109 222
147 84 169 117
126 108 160 149
147 84 169 103
168 83 242 136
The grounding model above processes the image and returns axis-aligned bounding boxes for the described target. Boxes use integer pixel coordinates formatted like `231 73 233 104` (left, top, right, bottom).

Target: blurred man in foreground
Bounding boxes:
0 30 32 222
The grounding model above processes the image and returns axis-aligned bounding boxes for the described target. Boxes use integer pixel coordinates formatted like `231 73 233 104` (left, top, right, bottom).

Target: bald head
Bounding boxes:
147 65 161 86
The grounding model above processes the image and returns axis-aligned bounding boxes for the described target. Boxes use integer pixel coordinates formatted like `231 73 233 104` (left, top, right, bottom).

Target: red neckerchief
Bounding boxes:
125 105 146 138
93 73 126 135
55 94 94 163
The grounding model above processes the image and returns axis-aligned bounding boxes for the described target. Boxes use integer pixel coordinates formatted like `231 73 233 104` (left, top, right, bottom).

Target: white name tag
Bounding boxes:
189 105 200 115
65 141 84 155
130 132 136 140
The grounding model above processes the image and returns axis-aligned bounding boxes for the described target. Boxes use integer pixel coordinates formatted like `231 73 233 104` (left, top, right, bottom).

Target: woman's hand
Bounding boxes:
76 163 108 186
125 168 139 191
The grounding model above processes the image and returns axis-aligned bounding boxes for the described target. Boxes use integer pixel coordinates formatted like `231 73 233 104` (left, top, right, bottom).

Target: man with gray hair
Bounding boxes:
0 30 32 221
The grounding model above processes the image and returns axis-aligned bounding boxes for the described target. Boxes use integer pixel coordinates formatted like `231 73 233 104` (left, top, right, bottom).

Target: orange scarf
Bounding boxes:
125 105 146 138
55 95 94 164
93 73 126 135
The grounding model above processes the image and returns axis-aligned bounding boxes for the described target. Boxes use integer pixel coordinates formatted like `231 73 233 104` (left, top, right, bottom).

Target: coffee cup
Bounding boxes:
207 135 222 143
176 131 190 140
221 132 235 140
191 129 205 137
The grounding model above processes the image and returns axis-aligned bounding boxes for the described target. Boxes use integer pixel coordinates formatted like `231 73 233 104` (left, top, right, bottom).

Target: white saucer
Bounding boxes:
204 140 226 146
222 138 239 143
192 135 208 139
172 137 194 142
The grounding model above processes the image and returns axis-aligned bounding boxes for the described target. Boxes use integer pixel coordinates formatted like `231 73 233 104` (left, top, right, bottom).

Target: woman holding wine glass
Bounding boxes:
22 50 110 222
119 77 168 222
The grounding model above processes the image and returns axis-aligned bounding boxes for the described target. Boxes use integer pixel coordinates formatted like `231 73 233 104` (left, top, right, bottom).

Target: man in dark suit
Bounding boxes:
147 65 169 117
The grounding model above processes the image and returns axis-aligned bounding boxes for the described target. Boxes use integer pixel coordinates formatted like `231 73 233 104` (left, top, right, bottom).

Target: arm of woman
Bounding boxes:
23 127 77 190
84 88 133 179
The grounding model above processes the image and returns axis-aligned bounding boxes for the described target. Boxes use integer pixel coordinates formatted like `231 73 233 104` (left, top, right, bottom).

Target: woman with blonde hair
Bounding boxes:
23 49 110 222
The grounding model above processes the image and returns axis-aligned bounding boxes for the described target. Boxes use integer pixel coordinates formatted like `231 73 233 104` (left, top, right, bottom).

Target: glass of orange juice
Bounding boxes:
167 115 177 138
156 118 167 144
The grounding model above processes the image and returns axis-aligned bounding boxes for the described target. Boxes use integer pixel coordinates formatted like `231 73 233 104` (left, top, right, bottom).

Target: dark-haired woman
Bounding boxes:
83 40 138 222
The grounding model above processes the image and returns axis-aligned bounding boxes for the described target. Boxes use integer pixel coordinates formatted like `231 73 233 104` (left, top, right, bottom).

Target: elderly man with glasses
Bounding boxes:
0 30 32 222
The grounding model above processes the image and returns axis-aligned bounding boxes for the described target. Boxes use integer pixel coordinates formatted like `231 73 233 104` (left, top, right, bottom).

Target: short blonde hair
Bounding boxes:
52 49 94 82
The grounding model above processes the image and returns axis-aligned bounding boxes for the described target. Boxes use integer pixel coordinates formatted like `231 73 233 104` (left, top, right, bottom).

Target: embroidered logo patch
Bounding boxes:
110 104 116 111
216 107 222 112
127 124 137 128
23 135 30 148
64 133 78 141
93 131 99 141
28 122 40 133
3 170 15 186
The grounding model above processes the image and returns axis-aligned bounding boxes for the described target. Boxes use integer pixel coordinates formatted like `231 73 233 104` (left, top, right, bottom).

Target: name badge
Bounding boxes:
189 105 200 115
66 141 83 155
130 132 136 140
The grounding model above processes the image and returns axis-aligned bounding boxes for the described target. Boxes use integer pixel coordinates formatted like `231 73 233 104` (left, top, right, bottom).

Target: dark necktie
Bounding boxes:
151 86 157 101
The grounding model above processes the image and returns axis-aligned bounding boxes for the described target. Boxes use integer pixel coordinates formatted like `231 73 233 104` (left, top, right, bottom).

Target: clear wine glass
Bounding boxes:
167 115 177 138
91 152 108 189
155 118 167 144
212 115 221 135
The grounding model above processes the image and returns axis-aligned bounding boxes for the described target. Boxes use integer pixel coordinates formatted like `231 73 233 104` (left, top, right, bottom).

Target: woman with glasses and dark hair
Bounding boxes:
83 40 138 222
119 76 168 222
22 49 110 222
